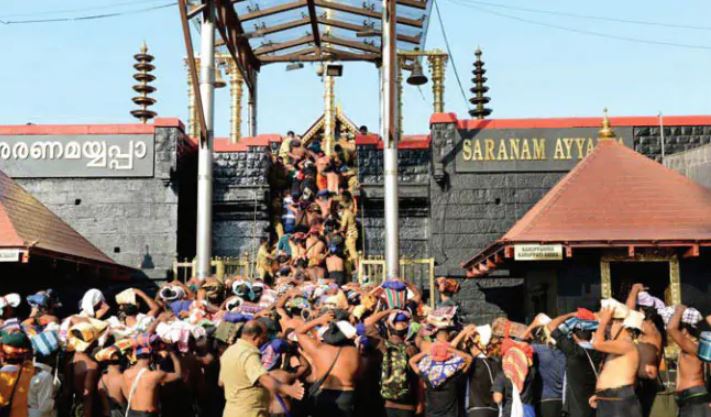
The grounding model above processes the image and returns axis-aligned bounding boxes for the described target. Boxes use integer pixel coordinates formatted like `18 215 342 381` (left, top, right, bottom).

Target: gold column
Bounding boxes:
185 57 201 138
324 74 336 156
228 59 243 143
428 52 447 113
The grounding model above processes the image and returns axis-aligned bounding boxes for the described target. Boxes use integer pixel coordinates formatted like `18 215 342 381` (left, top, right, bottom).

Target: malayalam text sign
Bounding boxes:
455 127 633 172
0 134 154 178
514 244 563 261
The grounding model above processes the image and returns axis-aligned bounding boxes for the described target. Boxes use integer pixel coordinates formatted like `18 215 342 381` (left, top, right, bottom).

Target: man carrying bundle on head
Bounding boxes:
666 305 710 417
589 299 643 417
544 308 602 417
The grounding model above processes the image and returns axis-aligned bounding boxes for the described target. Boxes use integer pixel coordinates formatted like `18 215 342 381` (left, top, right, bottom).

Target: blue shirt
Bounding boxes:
532 343 566 400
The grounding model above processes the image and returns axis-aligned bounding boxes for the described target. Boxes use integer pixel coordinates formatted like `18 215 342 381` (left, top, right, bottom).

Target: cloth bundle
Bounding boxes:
155 320 206 353
435 277 461 294
417 354 466 388
426 306 458 329
30 330 59 358
501 339 533 392
381 280 408 309
658 306 703 328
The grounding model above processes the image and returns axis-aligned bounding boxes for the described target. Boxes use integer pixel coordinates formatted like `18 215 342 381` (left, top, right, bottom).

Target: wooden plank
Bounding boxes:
313 0 423 28
240 0 307 22
254 35 313 55
317 17 420 44
321 34 379 53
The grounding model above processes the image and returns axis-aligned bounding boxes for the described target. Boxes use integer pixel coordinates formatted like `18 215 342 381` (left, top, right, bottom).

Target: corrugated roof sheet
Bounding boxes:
0 169 115 265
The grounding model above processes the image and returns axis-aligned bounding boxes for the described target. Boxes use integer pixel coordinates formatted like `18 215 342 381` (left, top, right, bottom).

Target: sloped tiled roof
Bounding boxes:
0 169 115 265
462 138 711 272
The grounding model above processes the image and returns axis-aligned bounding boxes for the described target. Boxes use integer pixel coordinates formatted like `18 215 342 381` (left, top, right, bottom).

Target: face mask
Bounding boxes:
576 341 594 350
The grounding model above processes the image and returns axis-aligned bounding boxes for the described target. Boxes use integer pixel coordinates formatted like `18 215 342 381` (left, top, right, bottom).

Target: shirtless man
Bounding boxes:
97 349 126 417
275 289 308 331
121 345 182 417
590 307 642 417
66 327 102 417
296 311 360 417
316 191 332 217
326 251 346 285
625 283 665 417
667 305 710 417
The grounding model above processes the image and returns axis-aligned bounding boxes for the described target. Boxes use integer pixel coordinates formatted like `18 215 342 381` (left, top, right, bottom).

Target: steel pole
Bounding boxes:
382 0 400 279
195 1 216 279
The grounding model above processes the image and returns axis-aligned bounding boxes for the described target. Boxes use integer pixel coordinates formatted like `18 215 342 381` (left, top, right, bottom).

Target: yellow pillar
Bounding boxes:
185 57 201 138
428 53 448 113
228 59 243 143
324 74 336 155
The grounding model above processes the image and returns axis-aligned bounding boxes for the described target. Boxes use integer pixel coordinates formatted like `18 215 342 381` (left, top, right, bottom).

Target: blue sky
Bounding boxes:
2 0 711 136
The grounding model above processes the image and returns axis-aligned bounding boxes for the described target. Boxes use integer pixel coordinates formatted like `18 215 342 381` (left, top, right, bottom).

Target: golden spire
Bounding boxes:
598 107 616 140
130 42 157 123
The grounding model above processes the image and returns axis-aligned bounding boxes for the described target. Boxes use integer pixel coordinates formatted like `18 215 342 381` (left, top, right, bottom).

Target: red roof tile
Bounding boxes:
0 169 115 265
462 139 711 270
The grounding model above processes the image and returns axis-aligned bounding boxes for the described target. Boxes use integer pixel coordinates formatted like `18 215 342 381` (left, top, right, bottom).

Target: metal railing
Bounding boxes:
172 253 255 282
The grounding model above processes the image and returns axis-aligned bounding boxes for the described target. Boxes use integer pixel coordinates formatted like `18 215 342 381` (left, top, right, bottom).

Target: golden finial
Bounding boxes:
598 107 616 140
130 42 157 123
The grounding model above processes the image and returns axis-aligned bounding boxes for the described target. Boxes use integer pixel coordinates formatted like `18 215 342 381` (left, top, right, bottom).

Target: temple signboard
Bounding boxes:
0 134 154 178
455 127 633 172
0 249 21 263
514 244 563 261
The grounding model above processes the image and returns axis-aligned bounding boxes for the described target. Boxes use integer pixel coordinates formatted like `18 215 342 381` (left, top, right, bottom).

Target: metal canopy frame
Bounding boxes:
185 0 432 78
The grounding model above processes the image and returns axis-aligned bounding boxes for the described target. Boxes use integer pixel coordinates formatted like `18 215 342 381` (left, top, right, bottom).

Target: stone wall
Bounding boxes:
212 145 272 258
663 143 711 189
14 127 195 280
357 144 431 258
634 126 711 161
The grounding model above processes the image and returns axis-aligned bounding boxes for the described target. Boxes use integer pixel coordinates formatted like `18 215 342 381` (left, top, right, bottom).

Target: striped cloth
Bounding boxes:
30 331 59 358
381 280 408 309
502 342 531 392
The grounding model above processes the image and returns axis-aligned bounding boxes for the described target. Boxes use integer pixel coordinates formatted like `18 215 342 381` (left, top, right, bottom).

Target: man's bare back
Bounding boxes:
312 344 359 391
121 365 164 413
72 352 99 417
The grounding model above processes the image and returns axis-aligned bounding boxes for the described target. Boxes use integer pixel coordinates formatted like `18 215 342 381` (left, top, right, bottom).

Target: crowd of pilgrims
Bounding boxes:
1 131 711 417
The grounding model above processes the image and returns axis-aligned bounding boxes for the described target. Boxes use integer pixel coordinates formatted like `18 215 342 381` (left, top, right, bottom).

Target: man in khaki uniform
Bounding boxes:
339 202 358 266
219 321 303 417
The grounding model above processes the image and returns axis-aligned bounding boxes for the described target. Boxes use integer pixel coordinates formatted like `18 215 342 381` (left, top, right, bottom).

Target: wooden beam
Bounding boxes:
260 49 378 63
317 17 421 44
321 46 379 60
240 0 307 22
259 46 318 61
305 0 321 49
683 244 700 258
244 16 311 37
214 0 259 91
187 3 206 19
321 34 379 53
313 0 424 28
397 0 428 10
177 0 208 143
254 35 313 55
